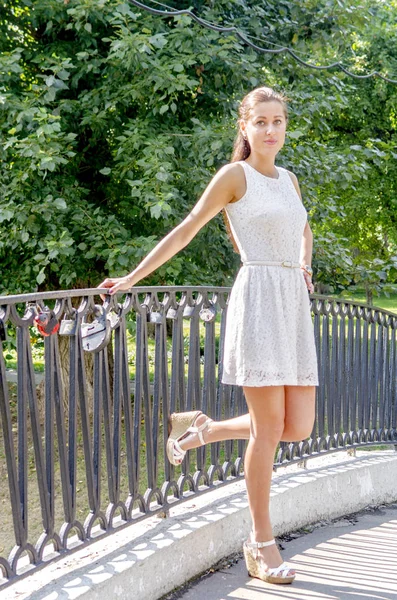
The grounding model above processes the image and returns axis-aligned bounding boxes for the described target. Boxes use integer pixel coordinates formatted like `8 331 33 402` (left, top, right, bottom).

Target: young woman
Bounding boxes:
99 87 318 585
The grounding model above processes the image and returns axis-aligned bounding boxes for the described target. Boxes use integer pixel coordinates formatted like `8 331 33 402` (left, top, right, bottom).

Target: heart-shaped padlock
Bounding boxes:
81 306 111 353
34 307 60 337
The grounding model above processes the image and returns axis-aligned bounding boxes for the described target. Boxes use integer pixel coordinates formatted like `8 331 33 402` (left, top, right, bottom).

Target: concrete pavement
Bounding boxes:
169 504 397 600
5 452 397 600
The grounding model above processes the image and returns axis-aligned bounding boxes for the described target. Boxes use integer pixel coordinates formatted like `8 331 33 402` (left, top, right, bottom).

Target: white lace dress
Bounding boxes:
222 161 319 387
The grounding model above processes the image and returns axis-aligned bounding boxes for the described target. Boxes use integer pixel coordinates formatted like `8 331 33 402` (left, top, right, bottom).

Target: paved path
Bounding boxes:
168 504 397 600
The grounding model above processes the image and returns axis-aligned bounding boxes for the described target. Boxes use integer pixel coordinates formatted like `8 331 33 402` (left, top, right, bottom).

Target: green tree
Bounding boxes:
1 0 396 301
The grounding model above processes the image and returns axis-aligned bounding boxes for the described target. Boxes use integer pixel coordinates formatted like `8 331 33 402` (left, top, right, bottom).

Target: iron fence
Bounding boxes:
0 286 396 587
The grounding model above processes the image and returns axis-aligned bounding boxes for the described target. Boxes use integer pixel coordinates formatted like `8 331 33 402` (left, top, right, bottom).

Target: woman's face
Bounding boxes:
240 100 287 157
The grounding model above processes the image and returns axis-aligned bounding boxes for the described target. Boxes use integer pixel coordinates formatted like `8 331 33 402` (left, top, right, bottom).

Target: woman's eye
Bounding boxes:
256 119 283 126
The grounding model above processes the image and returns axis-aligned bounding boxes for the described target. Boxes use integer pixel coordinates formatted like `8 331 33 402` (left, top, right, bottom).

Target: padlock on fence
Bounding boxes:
33 307 60 337
149 311 164 324
183 304 196 319
81 306 111 352
59 316 78 336
166 307 178 320
199 304 217 322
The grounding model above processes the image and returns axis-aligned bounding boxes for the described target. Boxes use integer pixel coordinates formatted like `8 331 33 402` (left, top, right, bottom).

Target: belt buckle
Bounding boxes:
282 260 293 268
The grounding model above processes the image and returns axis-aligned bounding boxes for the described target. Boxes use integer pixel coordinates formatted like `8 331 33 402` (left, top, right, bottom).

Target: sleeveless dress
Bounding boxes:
221 161 319 387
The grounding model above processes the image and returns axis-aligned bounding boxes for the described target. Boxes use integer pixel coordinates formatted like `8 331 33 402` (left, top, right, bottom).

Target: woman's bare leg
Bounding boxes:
284 385 316 440
176 414 249 452
205 413 251 441
243 385 288 570
178 385 315 451
173 385 316 572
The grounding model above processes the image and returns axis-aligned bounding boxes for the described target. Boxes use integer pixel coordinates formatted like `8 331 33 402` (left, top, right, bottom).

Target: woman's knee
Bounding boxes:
245 385 286 444
250 419 285 445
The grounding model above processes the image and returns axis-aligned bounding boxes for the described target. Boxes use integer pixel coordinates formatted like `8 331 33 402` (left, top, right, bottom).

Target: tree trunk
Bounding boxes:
365 286 373 306
35 335 114 423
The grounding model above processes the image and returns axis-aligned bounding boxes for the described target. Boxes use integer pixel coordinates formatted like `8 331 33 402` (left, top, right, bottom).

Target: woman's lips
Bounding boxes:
264 140 277 145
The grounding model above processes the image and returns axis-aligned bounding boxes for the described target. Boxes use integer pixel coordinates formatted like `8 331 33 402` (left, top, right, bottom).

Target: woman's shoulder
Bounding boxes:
218 161 246 177
215 162 247 204
215 161 246 187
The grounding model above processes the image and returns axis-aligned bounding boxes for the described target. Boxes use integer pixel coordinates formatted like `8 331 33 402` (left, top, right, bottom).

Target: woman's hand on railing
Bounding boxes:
98 274 134 296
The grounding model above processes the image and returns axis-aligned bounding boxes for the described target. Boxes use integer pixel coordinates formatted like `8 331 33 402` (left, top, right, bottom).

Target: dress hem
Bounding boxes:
221 377 319 387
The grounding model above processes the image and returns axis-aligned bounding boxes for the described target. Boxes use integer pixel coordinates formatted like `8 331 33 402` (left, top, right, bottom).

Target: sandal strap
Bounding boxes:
186 418 212 446
245 538 276 560
257 539 276 549
246 539 276 549
267 562 292 578
172 439 186 463
171 418 213 463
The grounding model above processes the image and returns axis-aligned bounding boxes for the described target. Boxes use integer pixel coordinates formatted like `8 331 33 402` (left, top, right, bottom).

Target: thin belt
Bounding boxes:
243 260 301 268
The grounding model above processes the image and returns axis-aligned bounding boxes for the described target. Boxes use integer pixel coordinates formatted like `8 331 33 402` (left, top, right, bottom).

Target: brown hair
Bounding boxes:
224 87 289 252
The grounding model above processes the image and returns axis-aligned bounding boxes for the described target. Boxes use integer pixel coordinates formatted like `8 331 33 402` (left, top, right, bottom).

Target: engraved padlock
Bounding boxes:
199 304 217 322
81 306 111 352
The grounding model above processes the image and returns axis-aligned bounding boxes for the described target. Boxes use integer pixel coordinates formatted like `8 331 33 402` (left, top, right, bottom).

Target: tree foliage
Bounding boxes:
1 0 397 300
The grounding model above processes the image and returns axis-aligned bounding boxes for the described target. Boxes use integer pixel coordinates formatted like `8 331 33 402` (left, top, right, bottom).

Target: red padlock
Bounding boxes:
33 308 60 337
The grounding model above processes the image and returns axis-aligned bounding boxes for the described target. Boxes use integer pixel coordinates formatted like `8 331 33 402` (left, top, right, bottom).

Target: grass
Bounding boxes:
336 290 397 313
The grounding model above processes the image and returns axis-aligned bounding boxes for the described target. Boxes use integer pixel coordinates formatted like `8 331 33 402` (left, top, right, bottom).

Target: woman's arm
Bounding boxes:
300 221 313 268
99 163 243 295
288 171 314 293
300 221 314 293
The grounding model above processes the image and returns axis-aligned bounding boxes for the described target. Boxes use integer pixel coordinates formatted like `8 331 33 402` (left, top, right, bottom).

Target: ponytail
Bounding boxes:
222 131 251 254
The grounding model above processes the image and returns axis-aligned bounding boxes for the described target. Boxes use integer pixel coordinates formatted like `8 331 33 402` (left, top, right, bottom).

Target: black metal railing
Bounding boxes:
0 287 396 587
